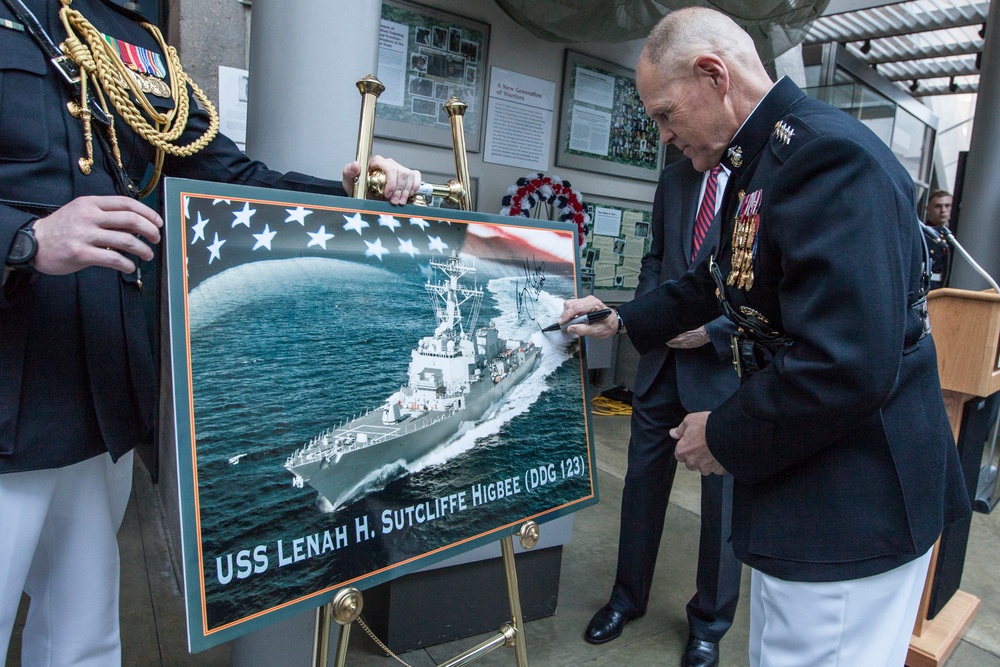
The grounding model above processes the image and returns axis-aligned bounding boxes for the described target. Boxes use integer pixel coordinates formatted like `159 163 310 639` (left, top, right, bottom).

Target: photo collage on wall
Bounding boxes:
377 0 488 146
556 51 664 182
566 63 659 170
580 196 653 300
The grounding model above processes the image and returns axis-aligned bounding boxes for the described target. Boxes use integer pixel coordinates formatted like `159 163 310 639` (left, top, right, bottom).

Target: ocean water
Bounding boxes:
185 255 594 631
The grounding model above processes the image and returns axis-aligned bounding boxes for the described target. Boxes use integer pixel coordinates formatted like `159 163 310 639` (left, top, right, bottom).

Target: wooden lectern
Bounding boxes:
907 288 1000 666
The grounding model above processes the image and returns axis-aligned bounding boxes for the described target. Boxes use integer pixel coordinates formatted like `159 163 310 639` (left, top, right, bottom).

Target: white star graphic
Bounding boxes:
207 233 226 264
252 224 278 251
183 195 190 219
212 199 231 205
397 238 419 257
378 214 401 232
232 202 256 228
307 225 335 249
343 212 369 235
191 212 209 244
410 217 430 231
428 235 449 254
364 237 389 261
285 206 312 225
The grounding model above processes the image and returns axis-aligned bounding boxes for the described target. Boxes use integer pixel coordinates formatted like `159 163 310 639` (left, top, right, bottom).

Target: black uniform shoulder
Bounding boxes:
95 0 150 24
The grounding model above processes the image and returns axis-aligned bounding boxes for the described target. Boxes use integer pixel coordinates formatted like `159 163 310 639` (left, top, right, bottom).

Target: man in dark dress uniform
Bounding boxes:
561 8 970 666
0 1 420 663
923 189 953 289
584 158 741 667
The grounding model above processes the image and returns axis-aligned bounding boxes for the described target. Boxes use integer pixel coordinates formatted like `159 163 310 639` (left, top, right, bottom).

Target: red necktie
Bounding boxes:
691 165 722 261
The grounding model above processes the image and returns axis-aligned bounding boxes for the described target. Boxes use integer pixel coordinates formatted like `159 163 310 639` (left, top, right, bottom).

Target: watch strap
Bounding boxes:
6 219 37 270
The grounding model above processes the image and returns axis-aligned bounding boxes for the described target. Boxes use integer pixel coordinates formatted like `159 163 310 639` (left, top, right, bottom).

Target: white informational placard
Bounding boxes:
573 66 615 108
218 66 249 151
377 19 408 107
568 105 612 156
593 206 622 237
483 67 556 171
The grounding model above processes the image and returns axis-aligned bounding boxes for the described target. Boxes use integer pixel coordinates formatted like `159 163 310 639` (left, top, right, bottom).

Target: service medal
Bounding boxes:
727 189 762 290
104 33 171 98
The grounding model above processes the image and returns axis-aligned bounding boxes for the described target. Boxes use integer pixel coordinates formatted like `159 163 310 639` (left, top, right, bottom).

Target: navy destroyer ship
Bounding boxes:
284 253 540 510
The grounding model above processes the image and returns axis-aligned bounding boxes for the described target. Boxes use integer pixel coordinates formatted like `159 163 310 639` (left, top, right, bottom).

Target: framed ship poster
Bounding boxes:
162 178 597 651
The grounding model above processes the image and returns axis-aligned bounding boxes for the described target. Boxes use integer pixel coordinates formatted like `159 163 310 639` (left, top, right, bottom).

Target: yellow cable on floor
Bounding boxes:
591 395 632 416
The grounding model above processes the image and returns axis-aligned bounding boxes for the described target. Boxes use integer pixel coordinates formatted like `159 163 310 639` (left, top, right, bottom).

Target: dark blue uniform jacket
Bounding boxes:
0 0 343 473
617 78 970 582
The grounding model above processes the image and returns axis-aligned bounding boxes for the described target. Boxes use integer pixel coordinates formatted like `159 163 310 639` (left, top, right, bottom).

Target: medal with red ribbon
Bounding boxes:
102 32 170 97
727 188 762 290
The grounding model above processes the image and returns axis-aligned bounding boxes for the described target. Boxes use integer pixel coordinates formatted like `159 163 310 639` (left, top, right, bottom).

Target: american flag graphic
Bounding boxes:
180 194 472 291
178 192 578 292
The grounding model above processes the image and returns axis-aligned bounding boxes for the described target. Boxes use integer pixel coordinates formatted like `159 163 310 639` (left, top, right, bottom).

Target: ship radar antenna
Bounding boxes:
426 252 484 340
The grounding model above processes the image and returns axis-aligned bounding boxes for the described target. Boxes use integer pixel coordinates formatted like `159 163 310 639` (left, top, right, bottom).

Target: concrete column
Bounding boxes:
950 0 1000 290
245 0 383 179
235 9 382 663
773 43 806 88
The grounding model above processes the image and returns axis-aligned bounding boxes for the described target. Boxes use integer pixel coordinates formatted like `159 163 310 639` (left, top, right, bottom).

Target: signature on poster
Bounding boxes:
515 256 546 322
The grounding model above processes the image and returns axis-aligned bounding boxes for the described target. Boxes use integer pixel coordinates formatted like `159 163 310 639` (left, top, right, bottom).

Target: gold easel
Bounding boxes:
310 74 537 667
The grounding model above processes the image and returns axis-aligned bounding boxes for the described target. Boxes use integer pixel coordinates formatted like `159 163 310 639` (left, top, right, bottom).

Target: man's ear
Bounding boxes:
693 54 729 98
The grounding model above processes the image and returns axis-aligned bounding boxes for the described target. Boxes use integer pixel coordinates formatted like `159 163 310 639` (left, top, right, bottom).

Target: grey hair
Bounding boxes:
640 7 759 74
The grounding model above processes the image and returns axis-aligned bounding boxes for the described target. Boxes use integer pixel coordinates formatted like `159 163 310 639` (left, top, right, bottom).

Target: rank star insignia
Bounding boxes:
727 146 743 168
773 121 794 145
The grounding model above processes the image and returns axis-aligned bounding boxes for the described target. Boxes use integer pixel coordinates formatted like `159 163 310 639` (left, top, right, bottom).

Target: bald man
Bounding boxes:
562 8 969 666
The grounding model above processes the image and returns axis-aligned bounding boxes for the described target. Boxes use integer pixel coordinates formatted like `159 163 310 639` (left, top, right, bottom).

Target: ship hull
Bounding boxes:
287 347 538 510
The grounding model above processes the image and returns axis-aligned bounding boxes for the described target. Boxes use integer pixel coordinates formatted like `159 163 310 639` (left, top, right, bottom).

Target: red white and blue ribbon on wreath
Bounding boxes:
500 173 590 247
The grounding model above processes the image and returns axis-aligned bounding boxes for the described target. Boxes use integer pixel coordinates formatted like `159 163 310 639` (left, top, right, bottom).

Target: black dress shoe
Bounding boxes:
682 634 720 667
584 605 631 644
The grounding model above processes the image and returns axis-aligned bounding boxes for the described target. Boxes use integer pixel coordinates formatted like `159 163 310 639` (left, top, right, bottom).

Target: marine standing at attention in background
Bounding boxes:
561 8 970 666
923 188 953 289
0 1 420 663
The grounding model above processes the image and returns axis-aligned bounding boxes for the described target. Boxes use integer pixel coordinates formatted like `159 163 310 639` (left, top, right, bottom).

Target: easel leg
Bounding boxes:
502 535 528 666
312 603 332 667
315 588 364 667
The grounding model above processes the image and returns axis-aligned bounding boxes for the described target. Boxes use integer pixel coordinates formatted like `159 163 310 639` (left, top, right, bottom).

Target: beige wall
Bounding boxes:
166 0 251 110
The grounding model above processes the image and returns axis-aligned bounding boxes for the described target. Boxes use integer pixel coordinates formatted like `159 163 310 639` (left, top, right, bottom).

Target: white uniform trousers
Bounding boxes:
0 451 133 667
749 546 933 667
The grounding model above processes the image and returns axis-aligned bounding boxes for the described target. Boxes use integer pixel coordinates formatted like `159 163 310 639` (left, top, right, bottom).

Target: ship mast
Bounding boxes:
426 251 483 340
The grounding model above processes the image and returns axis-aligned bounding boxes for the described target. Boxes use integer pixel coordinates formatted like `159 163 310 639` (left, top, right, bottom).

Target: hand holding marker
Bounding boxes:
541 308 612 333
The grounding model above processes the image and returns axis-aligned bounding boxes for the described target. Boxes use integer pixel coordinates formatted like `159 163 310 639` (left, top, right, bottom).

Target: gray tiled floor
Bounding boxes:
6 413 1000 666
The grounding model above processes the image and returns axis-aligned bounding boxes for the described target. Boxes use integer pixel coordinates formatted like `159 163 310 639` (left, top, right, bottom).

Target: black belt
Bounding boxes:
709 255 793 378
708 253 929 378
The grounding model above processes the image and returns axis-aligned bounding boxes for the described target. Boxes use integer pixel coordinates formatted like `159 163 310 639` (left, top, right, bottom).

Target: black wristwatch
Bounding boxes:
6 221 38 272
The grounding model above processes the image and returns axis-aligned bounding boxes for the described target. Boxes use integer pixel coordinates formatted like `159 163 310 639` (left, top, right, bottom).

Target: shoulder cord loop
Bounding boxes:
58 0 219 197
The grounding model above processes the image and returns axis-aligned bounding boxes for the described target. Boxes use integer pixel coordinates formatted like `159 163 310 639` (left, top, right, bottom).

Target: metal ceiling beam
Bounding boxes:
805 2 989 45
821 0 909 16
878 56 980 80
907 81 979 96
852 39 983 64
